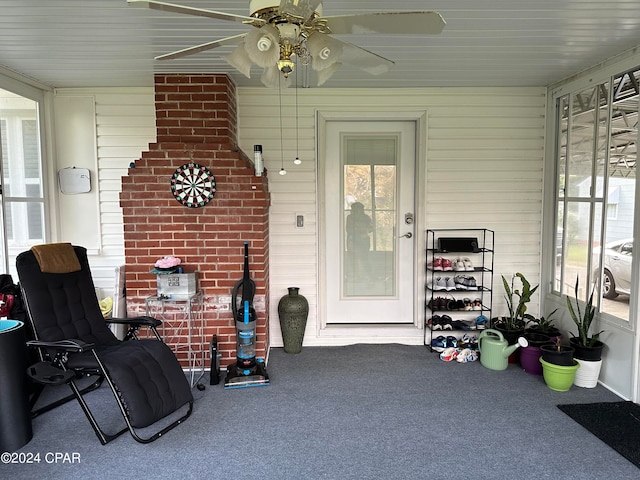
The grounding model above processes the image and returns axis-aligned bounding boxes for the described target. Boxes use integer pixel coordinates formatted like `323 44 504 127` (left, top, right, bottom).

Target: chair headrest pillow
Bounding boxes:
31 243 82 273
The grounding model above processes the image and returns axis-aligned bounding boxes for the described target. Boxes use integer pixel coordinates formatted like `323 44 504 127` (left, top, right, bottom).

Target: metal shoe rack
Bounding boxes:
425 229 494 351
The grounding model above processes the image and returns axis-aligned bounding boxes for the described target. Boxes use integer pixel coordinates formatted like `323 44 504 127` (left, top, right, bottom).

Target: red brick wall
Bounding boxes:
119 74 270 369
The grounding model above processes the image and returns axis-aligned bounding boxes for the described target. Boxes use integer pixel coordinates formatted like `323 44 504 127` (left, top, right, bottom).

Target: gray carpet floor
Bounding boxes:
4 344 638 479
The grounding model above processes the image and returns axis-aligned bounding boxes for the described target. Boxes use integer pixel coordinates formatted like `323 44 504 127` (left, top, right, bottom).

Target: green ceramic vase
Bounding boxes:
278 287 309 354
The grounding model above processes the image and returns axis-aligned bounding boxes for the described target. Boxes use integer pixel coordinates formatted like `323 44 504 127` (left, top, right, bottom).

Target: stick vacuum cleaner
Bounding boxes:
224 242 270 389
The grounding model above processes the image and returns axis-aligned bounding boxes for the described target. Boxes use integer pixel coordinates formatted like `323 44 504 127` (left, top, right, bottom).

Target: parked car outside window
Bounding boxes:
593 238 633 299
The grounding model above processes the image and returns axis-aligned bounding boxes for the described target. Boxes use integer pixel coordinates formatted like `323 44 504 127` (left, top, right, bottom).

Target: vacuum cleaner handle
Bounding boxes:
241 242 255 304
231 242 256 318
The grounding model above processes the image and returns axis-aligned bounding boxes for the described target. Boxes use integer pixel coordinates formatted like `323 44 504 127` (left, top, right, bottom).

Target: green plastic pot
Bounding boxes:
539 357 580 392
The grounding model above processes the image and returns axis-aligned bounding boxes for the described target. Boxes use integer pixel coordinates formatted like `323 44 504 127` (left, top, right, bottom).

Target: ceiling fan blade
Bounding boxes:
339 40 394 76
155 33 247 61
127 0 265 26
323 11 446 35
278 0 323 22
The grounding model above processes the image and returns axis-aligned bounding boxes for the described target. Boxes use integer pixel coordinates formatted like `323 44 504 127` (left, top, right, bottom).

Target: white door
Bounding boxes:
322 120 416 324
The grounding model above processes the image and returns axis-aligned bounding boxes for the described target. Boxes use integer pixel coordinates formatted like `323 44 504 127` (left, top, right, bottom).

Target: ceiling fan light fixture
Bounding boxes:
257 35 273 52
245 24 280 68
131 1 446 89
306 32 343 71
277 23 300 42
261 65 291 89
223 42 253 78
277 57 296 77
316 62 341 86
277 0 323 21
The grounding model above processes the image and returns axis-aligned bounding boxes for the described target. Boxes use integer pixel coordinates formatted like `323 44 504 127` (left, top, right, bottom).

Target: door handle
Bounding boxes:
398 232 413 239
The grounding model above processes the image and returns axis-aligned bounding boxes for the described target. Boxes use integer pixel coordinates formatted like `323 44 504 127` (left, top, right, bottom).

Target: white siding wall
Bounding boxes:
53 87 156 293
236 87 547 347
50 86 545 342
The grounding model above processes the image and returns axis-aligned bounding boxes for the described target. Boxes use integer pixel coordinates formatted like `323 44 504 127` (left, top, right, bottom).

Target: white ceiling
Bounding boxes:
1 0 640 89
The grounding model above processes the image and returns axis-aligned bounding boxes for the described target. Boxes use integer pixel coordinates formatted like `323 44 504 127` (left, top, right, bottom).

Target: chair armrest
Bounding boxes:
108 316 162 328
28 361 76 385
27 338 95 353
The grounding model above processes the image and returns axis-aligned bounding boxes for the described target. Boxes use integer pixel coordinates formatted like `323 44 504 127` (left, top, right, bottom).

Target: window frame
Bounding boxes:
549 66 640 330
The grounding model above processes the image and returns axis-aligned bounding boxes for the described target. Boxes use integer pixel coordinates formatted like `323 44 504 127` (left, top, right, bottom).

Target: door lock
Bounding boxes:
404 213 414 225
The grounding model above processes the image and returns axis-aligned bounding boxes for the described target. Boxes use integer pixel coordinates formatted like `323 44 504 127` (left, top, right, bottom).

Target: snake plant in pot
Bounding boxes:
567 276 604 362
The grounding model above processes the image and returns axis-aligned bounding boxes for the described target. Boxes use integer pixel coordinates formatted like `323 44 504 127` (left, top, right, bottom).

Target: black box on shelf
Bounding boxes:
437 237 479 253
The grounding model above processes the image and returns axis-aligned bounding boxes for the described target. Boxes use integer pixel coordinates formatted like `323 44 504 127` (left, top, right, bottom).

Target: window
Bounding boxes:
342 136 398 296
0 87 46 274
553 68 639 322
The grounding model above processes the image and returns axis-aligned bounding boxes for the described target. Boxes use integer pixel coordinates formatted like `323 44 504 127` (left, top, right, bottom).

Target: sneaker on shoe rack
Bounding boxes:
427 298 436 310
472 298 483 310
465 276 478 290
458 333 470 349
441 297 454 310
428 257 443 271
463 257 474 271
444 277 456 291
445 335 458 348
441 258 453 271
434 277 448 291
463 298 473 311
428 297 442 311
456 275 476 289
440 297 451 310
450 320 472 331
440 347 460 362
454 275 468 290
453 257 466 271
451 299 464 311
431 315 442 330
456 348 479 363
475 315 488 329
441 315 453 330
431 335 447 352
468 335 479 350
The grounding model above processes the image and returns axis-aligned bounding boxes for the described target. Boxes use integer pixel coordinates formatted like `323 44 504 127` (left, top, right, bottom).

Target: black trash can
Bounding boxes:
0 319 33 451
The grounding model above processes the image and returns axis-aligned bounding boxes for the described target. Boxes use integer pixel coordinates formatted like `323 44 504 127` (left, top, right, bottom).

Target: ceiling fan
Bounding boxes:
128 0 446 87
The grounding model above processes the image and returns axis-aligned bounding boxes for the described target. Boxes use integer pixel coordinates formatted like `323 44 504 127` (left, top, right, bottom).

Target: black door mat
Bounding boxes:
558 401 640 468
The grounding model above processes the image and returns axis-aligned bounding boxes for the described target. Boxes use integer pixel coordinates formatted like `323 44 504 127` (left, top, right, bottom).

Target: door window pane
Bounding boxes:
343 136 397 297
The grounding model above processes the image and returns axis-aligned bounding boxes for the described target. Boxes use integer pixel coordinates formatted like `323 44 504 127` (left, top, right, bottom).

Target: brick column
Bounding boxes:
120 74 270 368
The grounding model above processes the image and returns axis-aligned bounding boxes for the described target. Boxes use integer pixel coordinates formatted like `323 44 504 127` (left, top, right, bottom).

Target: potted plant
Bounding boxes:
525 309 561 339
540 336 574 366
520 309 559 375
567 276 605 388
492 273 538 344
539 337 579 391
567 276 604 360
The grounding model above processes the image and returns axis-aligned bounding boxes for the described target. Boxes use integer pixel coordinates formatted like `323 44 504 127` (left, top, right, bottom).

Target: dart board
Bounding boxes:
170 163 216 208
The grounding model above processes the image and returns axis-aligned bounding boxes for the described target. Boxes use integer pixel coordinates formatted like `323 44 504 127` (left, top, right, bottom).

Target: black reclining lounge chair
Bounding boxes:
16 243 193 444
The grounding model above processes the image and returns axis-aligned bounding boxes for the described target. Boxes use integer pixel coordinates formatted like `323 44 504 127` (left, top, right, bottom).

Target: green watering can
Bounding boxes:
478 329 528 371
